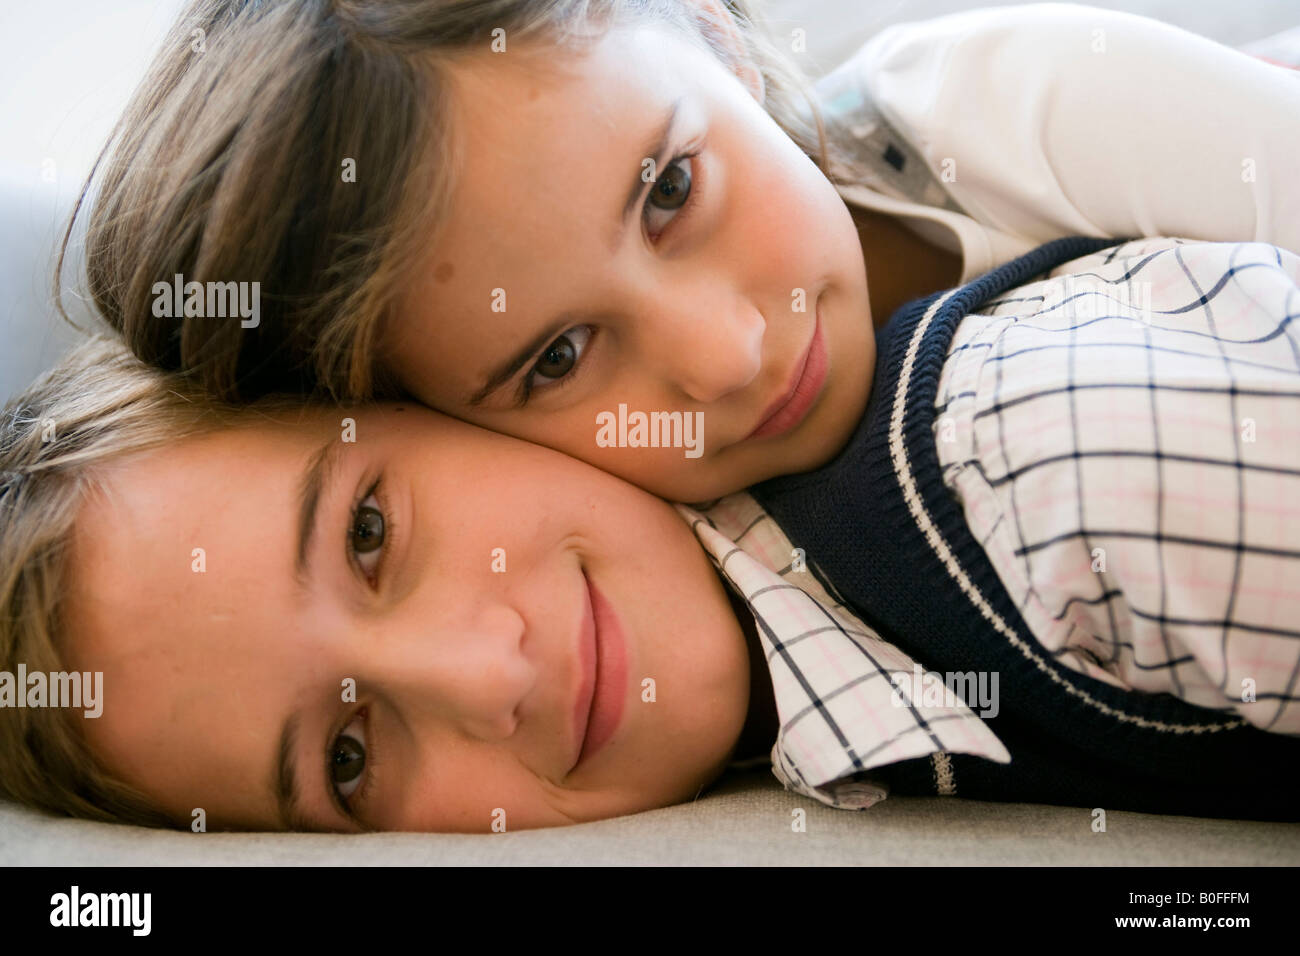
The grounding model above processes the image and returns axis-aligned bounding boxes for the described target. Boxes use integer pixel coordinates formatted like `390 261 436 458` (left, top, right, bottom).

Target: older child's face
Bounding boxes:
387 13 875 502
63 405 752 832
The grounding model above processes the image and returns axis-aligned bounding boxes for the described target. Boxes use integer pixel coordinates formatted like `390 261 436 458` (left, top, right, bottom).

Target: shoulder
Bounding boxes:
836 3 1277 147
852 2 1210 69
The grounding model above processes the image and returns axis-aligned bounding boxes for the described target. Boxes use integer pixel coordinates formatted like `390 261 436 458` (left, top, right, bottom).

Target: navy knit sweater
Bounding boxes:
750 236 1300 822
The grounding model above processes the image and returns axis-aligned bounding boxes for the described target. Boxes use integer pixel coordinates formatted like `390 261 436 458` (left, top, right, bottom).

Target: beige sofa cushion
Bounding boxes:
4 770 1296 866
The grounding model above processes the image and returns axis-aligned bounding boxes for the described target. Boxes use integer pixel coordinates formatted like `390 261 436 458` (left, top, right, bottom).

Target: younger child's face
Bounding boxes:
63 405 753 832
387 13 875 502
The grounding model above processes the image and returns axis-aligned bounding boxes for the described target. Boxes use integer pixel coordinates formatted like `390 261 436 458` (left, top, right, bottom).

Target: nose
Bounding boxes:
642 291 765 405
368 601 536 742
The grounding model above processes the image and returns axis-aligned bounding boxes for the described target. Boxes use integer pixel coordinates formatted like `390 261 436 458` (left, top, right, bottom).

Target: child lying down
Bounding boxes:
2 234 1299 832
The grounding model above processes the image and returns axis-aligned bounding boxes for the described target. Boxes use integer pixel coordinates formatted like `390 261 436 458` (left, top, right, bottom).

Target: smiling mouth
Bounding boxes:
571 570 627 774
744 299 828 442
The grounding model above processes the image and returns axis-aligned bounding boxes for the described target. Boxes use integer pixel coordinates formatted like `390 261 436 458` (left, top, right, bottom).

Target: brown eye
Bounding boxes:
526 325 593 395
332 735 364 784
535 335 577 379
351 504 384 553
331 713 368 804
641 154 699 241
648 157 691 211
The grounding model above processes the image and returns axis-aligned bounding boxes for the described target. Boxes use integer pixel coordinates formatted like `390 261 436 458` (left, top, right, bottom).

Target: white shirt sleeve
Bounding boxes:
848 2 1300 257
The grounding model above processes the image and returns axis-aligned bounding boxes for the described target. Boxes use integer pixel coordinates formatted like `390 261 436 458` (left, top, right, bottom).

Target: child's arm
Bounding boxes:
841 2 1300 257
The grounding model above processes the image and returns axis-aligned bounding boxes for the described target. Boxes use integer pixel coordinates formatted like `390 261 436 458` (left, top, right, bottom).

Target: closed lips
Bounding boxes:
572 570 626 772
745 301 827 442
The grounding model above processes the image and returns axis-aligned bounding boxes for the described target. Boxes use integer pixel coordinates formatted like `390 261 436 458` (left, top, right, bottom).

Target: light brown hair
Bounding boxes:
1 335 211 827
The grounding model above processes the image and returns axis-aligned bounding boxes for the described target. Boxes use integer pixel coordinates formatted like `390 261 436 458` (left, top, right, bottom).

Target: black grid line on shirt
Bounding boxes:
1069 302 1123 665
991 311 1043 616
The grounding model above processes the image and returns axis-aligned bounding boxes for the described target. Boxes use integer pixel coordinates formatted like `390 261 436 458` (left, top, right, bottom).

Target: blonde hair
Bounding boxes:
57 0 859 402
0 333 305 827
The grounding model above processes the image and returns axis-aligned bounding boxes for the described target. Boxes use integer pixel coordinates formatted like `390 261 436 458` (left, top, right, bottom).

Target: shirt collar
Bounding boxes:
677 492 1010 810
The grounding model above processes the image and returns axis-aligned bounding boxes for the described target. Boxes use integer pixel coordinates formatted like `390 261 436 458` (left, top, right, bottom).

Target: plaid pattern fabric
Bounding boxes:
933 236 1300 735
676 494 1010 811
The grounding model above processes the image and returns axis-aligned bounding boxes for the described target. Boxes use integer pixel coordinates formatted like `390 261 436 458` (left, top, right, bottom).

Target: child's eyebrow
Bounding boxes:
295 436 346 587
614 95 686 249
274 710 315 830
273 708 349 832
465 95 687 408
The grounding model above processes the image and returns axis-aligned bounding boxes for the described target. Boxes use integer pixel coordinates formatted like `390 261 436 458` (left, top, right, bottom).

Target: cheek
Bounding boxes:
598 445 698 486
738 137 868 381
477 404 693 495
402 751 560 833
728 132 835 262
593 446 736 504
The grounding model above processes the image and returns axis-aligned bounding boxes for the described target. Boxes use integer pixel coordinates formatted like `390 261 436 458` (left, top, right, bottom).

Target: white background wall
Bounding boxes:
2 0 1297 401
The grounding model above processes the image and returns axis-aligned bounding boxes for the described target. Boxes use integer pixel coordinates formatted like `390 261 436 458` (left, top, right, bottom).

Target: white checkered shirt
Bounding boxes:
676 495 1011 811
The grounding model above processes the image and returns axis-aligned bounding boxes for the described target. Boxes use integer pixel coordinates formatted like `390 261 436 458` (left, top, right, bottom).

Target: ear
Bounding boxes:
688 0 766 106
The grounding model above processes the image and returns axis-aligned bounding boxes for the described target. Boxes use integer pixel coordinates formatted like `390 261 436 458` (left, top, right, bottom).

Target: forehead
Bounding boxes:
62 416 336 647
447 19 697 136
435 23 705 259
58 420 337 823
62 404 395 665
73 416 327 592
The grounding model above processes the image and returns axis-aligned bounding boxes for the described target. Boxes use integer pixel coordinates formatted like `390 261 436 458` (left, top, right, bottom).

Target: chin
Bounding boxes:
807 392 865 467
671 756 734 807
